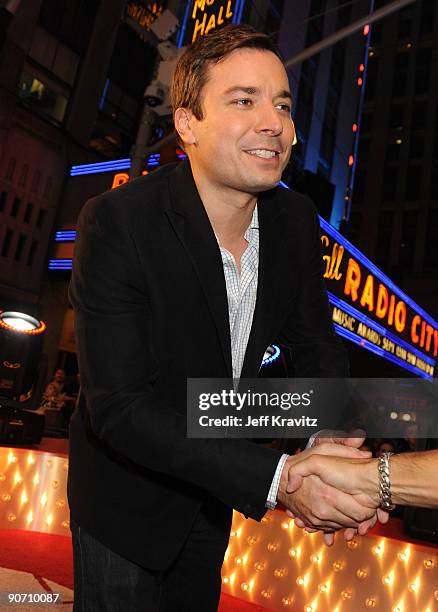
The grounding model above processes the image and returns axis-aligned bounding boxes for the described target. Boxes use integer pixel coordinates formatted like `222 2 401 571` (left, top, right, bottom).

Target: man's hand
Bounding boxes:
276 444 376 532
285 438 389 544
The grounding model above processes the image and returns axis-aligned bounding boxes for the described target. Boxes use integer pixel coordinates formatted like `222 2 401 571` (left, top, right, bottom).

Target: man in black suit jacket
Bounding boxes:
68 25 380 611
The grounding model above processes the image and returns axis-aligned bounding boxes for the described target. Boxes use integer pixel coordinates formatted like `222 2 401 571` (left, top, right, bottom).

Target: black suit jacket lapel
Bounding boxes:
165 160 233 378
240 189 289 378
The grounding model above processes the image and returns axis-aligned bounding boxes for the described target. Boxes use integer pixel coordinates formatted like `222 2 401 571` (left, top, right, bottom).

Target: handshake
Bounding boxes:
277 433 388 545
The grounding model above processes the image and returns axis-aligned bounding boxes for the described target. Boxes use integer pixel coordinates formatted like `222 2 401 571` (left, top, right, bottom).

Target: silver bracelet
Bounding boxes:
378 452 396 511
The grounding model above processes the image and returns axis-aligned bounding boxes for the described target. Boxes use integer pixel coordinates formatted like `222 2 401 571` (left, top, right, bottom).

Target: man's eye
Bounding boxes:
235 99 252 106
277 104 291 112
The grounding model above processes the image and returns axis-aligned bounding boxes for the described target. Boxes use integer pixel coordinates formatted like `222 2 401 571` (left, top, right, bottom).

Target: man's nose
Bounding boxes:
254 103 283 136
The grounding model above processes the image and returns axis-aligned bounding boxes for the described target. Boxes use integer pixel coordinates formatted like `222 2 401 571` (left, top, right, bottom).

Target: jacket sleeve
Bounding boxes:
69 194 282 521
277 202 350 378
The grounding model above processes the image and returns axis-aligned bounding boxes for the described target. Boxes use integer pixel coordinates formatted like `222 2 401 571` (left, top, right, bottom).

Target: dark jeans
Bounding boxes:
71 499 232 612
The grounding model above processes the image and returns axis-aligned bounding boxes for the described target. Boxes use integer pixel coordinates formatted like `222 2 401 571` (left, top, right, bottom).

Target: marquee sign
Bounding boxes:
319 217 437 379
177 0 244 47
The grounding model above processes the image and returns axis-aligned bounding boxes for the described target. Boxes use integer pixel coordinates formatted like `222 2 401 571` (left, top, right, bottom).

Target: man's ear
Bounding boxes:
174 108 197 147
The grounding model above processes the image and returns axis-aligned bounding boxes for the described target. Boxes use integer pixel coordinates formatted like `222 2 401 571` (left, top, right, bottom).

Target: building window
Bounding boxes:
11 196 21 217
36 208 46 228
389 104 403 129
358 138 370 164
386 141 401 163
425 208 438 268
431 161 438 200
18 163 29 187
361 111 373 133
399 210 417 267
1 229 13 257
352 167 366 203
38 0 99 56
405 165 421 200
14 234 26 262
415 47 431 95
376 210 394 269
392 52 409 97
5 158 16 181
411 100 427 130
364 56 378 100
27 240 38 266
0 191 7 212
24 202 34 223
31 169 41 193
409 133 424 159
29 26 79 86
382 166 398 201
18 71 68 125
43 176 52 199
420 0 435 38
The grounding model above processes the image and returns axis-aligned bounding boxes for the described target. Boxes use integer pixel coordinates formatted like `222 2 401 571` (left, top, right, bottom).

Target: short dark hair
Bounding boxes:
171 24 283 124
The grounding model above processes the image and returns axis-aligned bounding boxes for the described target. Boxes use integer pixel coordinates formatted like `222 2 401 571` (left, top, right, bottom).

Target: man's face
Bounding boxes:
185 48 295 195
54 369 65 382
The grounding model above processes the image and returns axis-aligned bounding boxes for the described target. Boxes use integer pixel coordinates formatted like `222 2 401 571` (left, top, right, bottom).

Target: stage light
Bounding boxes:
0 310 47 444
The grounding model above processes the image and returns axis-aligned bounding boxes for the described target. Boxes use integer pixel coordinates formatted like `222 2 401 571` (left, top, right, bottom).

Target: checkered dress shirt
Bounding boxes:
216 205 288 510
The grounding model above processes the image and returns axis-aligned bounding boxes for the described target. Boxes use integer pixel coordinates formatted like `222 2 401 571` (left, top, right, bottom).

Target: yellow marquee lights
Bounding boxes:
2 444 438 609
221 510 438 611
0 447 69 535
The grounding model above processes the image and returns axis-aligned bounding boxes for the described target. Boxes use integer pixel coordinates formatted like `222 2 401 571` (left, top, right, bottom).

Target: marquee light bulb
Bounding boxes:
365 598 377 608
288 547 301 559
382 570 394 586
281 596 293 607
261 589 272 599
398 546 411 562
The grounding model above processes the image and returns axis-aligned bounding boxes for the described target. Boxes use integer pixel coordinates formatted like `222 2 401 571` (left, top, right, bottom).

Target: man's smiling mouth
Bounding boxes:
245 149 280 159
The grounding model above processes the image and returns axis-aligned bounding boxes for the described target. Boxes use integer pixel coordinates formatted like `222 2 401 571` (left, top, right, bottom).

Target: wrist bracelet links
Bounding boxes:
378 452 396 511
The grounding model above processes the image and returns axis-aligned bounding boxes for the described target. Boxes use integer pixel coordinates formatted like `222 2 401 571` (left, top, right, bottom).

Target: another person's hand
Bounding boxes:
276 444 376 533
286 452 389 544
